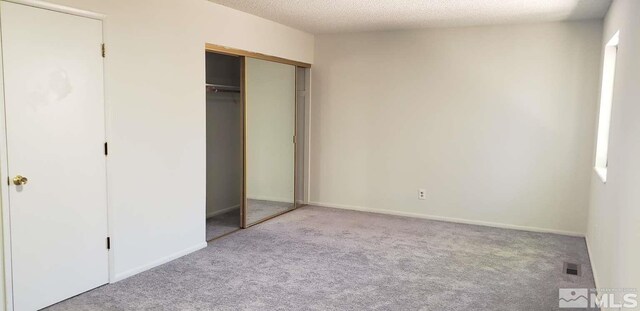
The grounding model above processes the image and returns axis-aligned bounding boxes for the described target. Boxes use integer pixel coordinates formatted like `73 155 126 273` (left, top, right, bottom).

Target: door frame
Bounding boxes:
0 1 110 310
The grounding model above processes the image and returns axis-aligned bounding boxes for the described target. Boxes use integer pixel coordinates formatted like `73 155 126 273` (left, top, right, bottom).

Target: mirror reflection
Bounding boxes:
245 58 296 225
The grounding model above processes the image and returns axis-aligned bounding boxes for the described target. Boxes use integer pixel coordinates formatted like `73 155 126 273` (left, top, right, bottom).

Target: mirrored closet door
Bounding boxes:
244 58 297 226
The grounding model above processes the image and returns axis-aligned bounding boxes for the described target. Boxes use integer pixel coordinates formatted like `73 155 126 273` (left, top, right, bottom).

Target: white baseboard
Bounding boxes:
206 204 240 218
112 242 207 282
308 201 585 237
585 235 600 288
248 196 294 203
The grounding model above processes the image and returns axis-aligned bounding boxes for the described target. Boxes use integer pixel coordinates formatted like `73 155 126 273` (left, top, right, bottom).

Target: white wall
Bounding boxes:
246 58 296 203
310 21 602 235
586 0 640 296
206 92 241 216
0 0 313 287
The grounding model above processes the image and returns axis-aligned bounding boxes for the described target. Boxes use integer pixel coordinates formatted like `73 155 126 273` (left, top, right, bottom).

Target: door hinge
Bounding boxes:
101 43 106 58
107 237 111 250
293 135 296 144
104 142 108 156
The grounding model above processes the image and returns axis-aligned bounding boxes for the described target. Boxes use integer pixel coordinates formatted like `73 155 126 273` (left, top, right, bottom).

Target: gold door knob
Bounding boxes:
13 175 28 186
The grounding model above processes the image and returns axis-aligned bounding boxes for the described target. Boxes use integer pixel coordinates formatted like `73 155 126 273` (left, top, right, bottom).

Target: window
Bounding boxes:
594 31 619 183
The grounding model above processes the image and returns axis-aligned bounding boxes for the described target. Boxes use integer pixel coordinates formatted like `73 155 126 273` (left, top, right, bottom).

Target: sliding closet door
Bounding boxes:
244 58 296 226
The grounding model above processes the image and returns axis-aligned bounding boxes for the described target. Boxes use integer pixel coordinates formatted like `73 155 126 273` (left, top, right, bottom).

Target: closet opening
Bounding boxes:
205 43 311 236
205 51 243 240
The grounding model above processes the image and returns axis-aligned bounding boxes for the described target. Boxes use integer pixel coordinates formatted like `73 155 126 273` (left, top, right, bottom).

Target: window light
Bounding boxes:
594 31 619 183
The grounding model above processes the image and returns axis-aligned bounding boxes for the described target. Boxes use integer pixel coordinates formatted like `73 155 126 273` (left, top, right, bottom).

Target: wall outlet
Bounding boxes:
418 189 426 200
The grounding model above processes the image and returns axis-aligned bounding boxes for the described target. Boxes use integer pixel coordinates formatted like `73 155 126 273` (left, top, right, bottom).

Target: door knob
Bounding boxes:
13 175 28 186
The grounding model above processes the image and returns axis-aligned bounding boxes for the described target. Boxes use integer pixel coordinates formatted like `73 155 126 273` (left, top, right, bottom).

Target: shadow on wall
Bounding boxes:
566 0 612 20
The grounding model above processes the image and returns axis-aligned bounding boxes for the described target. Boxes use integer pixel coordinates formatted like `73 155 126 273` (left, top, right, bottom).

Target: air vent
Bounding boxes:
563 262 582 276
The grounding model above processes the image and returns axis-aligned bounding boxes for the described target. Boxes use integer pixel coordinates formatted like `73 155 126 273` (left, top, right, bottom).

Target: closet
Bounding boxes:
205 48 310 240
206 52 242 240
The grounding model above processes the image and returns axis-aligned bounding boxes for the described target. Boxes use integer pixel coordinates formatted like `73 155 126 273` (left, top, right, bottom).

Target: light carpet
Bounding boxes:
246 199 293 225
46 206 595 310
206 209 240 241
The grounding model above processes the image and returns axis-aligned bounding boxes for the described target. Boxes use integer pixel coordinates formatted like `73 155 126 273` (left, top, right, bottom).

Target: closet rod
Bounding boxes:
206 83 240 93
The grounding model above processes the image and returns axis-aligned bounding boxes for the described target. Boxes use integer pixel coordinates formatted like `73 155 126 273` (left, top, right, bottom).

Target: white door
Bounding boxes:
0 2 108 310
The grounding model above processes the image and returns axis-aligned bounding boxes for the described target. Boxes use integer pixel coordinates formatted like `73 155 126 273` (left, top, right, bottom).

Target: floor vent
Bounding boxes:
563 262 582 276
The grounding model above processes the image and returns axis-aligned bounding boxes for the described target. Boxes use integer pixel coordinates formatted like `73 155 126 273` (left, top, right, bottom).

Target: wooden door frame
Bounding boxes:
205 43 311 69
0 1 110 310
205 44 310 229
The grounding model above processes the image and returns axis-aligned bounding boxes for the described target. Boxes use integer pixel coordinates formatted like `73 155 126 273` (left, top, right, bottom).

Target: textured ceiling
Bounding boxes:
209 0 611 34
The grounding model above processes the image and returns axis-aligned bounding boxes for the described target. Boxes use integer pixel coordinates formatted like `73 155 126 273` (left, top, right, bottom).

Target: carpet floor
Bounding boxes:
206 209 240 241
246 199 293 225
46 206 595 311
206 200 293 240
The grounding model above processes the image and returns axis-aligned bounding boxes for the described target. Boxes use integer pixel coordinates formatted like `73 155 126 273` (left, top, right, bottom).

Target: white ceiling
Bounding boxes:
209 0 611 34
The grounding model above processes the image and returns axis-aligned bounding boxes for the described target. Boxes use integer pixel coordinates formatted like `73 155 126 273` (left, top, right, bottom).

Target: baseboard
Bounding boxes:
247 196 294 203
206 204 240 218
112 242 207 283
309 201 585 237
585 235 600 288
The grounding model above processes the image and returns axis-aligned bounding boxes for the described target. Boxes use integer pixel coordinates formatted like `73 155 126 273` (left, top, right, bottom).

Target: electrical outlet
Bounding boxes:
418 189 426 200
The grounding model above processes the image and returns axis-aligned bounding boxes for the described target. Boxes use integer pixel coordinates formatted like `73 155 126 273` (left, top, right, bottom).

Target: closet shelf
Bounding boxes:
206 83 240 93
